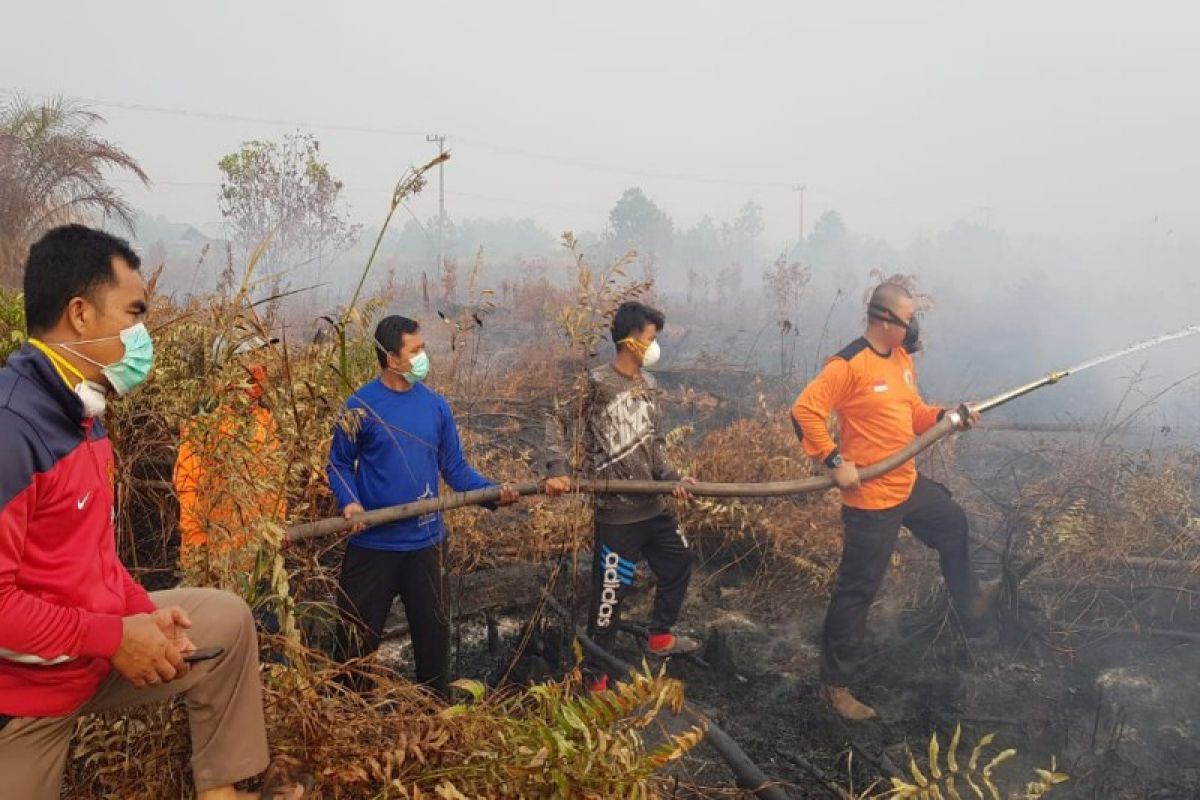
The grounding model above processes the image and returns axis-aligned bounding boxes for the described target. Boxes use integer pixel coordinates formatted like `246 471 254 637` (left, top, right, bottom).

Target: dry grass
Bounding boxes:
671 411 844 605
65 644 704 799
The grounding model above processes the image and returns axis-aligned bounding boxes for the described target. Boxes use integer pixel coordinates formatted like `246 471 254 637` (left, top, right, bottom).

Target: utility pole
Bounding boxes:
427 133 447 279
792 184 807 253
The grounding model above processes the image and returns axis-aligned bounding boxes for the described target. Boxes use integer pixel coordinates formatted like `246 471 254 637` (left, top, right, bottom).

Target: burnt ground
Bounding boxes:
382 531 1200 799
659 539 1200 800
375 427 1200 799
123 386 1198 798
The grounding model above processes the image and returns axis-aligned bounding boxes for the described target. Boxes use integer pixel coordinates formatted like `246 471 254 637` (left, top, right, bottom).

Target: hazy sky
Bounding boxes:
4 1 1197 248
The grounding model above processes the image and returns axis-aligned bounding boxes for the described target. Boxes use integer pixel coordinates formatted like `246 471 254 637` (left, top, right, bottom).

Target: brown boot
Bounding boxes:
822 685 877 721
968 578 1002 618
962 578 1002 637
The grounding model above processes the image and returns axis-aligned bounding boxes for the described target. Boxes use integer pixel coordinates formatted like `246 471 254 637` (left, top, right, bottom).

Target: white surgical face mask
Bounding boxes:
31 337 114 418
76 380 109 418
641 339 661 368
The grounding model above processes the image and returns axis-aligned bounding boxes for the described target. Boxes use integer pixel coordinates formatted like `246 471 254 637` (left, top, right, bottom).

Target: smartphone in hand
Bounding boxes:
183 646 224 664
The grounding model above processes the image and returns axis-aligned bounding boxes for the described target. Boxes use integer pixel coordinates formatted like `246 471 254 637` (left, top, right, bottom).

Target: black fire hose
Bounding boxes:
540 595 795 800
286 412 967 543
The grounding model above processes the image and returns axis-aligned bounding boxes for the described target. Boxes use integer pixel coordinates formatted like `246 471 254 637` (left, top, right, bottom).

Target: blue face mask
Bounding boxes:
59 323 156 396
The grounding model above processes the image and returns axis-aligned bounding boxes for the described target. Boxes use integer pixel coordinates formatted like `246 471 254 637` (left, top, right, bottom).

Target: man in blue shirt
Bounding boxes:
327 315 517 697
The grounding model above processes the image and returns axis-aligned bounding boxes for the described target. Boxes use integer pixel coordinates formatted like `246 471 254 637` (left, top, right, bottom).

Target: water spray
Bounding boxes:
287 325 1200 543
969 324 1200 417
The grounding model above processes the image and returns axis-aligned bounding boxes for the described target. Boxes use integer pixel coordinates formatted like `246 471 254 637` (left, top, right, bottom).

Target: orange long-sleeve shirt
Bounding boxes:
791 338 943 510
174 402 286 565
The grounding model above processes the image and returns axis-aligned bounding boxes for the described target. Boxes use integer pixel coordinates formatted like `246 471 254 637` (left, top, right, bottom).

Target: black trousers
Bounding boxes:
821 475 979 686
335 541 450 697
588 511 692 666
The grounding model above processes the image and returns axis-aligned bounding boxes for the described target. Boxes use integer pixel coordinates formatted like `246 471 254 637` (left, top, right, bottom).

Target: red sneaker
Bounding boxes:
647 632 701 656
588 674 610 693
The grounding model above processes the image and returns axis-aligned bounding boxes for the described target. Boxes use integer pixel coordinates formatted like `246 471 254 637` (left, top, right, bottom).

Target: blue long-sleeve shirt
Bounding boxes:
326 378 493 551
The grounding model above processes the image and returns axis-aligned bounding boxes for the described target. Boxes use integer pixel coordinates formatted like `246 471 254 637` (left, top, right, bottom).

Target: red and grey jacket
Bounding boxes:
0 344 155 717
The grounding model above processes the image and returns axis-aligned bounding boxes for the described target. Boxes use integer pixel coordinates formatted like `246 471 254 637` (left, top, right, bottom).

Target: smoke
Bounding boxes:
143 195 1200 436
651 217 1200 435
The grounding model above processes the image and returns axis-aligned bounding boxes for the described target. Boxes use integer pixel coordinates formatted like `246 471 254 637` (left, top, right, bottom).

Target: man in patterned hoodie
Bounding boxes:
543 301 699 690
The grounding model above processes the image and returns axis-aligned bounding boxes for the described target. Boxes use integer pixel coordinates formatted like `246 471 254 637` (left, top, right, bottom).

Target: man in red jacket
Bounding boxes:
0 226 299 799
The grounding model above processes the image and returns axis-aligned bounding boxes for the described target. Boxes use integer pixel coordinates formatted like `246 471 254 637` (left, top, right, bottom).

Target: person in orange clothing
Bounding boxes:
174 336 287 585
792 282 996 721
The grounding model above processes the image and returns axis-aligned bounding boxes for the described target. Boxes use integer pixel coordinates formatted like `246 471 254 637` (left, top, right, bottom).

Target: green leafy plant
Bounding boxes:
430 660 706 799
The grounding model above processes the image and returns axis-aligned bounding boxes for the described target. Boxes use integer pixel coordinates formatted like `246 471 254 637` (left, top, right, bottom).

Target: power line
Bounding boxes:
2 86 796 191
455 135 795 190
0 87 429 138
108 177 611 217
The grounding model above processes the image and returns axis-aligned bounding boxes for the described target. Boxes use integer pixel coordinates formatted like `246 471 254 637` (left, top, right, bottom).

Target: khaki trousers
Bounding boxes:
0 587 270 799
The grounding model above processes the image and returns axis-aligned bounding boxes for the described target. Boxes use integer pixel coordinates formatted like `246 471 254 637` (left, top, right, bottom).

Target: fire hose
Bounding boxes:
287 324 1200 544
281 372 1039 542
286 404 975 543
286 415 954 543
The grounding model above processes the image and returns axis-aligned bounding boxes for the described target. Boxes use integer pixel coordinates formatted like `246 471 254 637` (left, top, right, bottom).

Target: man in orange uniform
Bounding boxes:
174 336 286 583
792 282 995 721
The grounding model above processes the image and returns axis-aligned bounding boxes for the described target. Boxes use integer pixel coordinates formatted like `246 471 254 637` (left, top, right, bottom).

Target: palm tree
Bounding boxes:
0 95 149 284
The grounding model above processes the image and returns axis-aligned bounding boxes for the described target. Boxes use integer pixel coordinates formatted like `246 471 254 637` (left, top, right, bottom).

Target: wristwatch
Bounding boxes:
824 450 844 469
